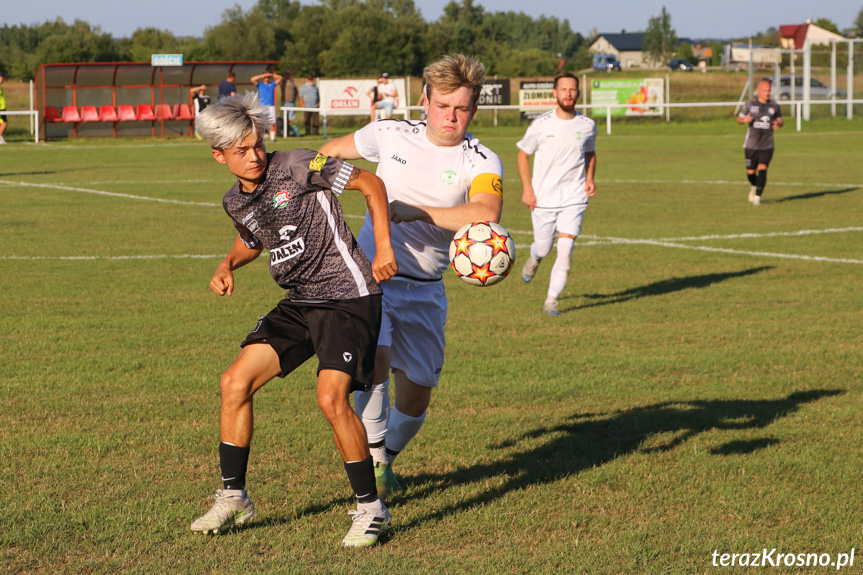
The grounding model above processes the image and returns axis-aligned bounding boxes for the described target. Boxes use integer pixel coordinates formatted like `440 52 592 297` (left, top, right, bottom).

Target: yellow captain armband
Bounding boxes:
309 153 327 172
469 173 503 199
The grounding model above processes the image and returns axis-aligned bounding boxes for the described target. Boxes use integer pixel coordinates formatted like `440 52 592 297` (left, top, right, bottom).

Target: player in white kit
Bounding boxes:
517 72 597 316
319 54 504 496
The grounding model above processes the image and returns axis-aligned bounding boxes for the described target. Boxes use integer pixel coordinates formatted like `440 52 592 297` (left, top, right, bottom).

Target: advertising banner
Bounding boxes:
319 78 407 116
590 78 664 116
477 80 510 106
519 81 555 120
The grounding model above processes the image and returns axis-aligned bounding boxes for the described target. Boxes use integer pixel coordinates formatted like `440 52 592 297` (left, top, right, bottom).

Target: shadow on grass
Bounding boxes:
570 266 773 310
771 187 859 203
396 388 844 531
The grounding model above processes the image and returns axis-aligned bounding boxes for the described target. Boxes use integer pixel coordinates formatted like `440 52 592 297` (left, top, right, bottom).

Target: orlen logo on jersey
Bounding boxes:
270 237 305 265
273 190 291 209
753 116 771 129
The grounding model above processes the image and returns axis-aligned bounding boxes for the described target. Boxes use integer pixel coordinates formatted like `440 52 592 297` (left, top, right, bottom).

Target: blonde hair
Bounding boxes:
194 92 269 150
423 54 486 108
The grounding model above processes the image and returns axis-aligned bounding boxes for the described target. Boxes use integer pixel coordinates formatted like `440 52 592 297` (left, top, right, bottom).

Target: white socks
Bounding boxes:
354 379 390 445
385 407 426 456
547 237 574 301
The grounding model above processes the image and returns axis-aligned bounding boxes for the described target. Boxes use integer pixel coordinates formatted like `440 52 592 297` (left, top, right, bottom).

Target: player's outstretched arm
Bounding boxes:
345 167 397 282
390 190 502 232
210 236 263 296
319 134 361 161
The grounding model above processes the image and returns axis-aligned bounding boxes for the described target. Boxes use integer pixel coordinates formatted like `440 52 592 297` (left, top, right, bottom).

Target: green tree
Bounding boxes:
118 28 182 62
200 5 279 61
676 42 694 64
642 6 678 67
813 18 839 34
855 5 863 37
316 0 426 76
281 5 337 76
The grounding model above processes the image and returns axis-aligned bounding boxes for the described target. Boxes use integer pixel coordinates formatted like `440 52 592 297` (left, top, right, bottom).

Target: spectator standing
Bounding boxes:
376 73 398 120
280 69 301 138
191 84 211 115
190 84 212 140
298 75 320 136
367 77 382 124
251 71 283 142
218 72 237 100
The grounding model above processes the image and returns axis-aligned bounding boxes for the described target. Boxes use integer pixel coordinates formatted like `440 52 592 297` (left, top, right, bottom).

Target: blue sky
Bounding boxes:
2 0 858 40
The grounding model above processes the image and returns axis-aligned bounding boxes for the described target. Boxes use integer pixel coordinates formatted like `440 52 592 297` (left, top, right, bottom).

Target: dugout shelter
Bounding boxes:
36 61 280 140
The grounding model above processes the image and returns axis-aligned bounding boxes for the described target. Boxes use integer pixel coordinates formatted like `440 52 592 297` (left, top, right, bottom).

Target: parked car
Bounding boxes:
593 53 622 72
765 75 847 101
668 58 694 71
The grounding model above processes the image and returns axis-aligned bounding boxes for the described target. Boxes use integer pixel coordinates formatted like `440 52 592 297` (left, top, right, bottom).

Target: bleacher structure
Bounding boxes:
36 61 279 140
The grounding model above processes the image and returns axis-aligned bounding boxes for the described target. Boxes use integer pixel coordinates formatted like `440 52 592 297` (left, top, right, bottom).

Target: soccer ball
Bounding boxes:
449 221 516 287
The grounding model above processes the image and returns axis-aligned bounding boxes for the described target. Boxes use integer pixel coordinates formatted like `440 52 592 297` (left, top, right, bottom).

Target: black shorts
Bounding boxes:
241 295 382 392
745 148 774 169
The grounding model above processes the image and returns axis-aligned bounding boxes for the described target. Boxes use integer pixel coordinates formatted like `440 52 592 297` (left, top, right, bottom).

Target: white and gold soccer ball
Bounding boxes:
449 221 516 287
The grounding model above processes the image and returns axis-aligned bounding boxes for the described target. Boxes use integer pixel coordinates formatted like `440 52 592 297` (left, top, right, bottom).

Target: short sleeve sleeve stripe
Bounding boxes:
331 161 354 196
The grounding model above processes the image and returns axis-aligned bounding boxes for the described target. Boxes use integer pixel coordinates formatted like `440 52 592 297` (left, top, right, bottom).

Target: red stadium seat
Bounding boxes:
99 106 120 122
136 105 157 121
174 104 195 120
45 106 63 122
118 105 138 121
154 104 175 120
80 106 100 122
62 106 82 123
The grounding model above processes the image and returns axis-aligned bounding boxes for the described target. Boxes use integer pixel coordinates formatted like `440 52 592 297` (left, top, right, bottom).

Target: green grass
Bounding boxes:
1 117 862 574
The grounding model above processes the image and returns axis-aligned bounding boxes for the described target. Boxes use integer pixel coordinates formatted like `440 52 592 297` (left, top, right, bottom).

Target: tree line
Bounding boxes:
3 0 859 83
0 0 588 81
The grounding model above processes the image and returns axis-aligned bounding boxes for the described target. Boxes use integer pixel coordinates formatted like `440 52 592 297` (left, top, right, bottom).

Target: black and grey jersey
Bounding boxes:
741 97 782 150
222 149 381 301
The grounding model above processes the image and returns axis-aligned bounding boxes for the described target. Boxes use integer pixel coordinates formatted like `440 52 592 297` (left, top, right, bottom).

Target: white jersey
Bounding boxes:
516 110 596 209
354 119 503 279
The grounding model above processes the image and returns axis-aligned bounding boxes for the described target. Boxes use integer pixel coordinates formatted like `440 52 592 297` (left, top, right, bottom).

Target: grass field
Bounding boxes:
1 117 862 574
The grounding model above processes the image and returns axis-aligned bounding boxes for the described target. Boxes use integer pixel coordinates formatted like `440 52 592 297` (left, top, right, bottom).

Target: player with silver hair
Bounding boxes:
190 93 399 547
194 92 270 151
319 54 504 499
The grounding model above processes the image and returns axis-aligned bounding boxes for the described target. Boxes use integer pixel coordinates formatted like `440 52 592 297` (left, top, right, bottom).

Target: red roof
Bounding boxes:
779 24 809 49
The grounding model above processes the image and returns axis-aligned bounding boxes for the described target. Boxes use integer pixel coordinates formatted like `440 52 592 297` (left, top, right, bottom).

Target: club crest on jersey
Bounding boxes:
440 169 457 186
273 190 291 209
309 153 327 172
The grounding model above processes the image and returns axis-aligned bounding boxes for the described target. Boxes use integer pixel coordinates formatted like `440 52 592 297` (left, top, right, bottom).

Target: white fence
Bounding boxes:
281 98 862 139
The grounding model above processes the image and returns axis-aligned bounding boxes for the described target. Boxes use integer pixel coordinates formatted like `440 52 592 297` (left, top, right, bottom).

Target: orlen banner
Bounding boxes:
319 78 407 116
590 78 664 116
519 81 555 120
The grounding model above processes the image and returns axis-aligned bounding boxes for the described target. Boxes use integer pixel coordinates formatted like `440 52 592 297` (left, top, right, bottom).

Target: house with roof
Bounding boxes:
588 31 700 68
779 21 845 49
588 32 647 68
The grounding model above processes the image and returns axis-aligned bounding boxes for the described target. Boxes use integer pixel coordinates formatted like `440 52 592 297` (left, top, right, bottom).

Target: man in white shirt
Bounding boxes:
376 73 398 119
517 72 597 316
319 54 503 497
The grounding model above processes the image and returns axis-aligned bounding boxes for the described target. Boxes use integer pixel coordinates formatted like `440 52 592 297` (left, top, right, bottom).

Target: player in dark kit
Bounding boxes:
190 93 398 548
737 79 783 206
